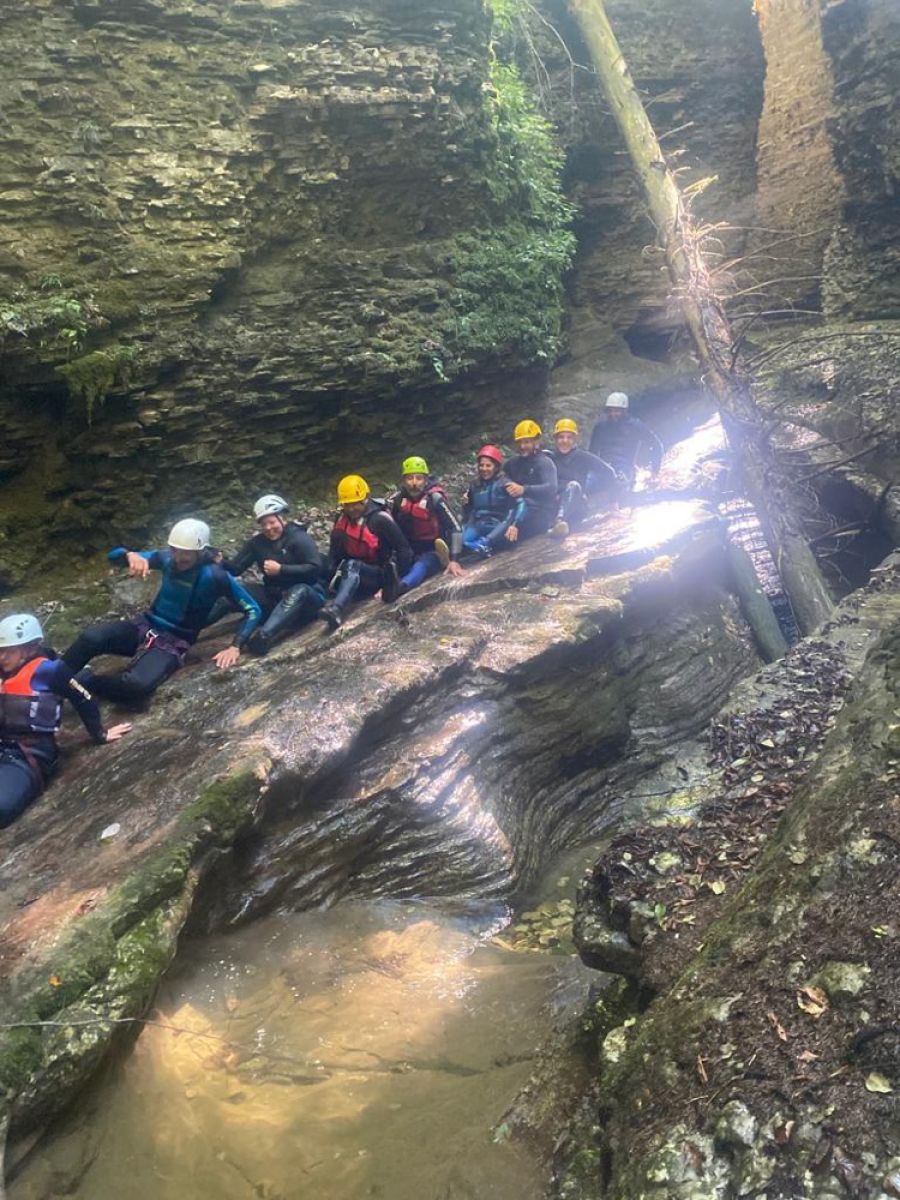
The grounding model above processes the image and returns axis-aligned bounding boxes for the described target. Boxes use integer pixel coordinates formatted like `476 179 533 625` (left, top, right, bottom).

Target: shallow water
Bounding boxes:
12 895 591 1200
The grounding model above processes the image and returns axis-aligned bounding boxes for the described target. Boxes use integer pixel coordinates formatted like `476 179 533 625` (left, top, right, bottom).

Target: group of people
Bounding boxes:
0 393 662 828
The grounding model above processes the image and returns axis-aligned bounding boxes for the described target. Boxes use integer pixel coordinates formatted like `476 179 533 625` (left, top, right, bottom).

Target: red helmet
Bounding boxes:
476 444 503 466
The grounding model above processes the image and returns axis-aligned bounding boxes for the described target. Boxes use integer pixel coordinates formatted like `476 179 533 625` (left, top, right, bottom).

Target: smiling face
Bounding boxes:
516 437 539 456
342 501 367 521
258 514 285 541
477 457 499 481
403 473 427 498
554 431 577 455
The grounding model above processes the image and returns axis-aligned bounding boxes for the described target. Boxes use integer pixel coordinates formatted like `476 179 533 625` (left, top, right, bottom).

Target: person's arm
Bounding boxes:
430 493 463 559
221 538 257 576
636 420 664 474
580 449 617 488
216 571 262 652
370 511 414 573
522 455 558 504
327 526 345 577
42 660 107 744
274 529 325 585
108 547 165 579
461 486 473 523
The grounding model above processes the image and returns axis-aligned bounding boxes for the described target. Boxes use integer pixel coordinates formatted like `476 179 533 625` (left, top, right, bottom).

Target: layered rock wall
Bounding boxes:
0 0 563 584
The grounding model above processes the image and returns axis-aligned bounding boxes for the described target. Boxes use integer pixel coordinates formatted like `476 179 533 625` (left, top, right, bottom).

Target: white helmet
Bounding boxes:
168 518 211 550
605 392 629 409
253 493 289 522
0 613 44 648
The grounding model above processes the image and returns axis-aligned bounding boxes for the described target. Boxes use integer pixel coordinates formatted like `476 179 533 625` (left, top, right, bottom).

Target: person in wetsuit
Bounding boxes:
548 418 617 538
216 493 327 655
588 392 663 496
388 457 465 594
503 420 558 540
318 475 413 631
1 613 131 827
460 445 527 558
63 518 261 706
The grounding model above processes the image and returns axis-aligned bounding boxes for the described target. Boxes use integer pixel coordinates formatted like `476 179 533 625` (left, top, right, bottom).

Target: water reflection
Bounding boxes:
13 901 570 1200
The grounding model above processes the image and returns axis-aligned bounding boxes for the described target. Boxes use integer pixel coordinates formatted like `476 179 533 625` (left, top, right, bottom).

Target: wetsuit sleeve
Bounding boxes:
582 449 617 487
430 493 463 559
588 420 605 457
108 547 165 570
277 529 326 586
221 538 257 576
370 511 414 572
43 660 106 744
636 420 664 474
524 455 558 504
217 571 262 649
327 525 345 576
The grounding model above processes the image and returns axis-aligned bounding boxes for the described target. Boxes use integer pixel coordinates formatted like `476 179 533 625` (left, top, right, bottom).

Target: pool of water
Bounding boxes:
12 891 594 1200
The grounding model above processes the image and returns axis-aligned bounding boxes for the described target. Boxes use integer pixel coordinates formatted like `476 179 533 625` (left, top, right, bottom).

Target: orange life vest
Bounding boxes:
0 656 63 737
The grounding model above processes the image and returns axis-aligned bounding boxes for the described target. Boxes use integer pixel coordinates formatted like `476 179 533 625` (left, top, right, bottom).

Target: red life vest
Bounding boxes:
0 656 63 737
334 513 381 565
397 491 441 545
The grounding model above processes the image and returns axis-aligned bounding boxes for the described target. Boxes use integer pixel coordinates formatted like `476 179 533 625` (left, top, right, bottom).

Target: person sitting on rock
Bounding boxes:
387 456 466 594
1 613 131 828
317 475 413 631
213 493 328 655
588 392 663 497
548 418 617 539
461 445 526 558
63 518 261 706
503 420 559 540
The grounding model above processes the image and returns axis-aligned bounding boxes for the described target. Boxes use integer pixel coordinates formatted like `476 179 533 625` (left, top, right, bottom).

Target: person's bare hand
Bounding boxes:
446 561 465 578
213 646 241 670
126 552 149 579
105 723 133 742
505 482 525 498
505 525 519 543
263 559 282 576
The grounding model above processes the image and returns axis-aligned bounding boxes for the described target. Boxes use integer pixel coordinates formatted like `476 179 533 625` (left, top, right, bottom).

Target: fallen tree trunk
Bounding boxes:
567 0 834 635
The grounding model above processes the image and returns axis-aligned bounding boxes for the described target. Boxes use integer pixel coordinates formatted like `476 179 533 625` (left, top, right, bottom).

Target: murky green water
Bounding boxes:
12 894 592 1200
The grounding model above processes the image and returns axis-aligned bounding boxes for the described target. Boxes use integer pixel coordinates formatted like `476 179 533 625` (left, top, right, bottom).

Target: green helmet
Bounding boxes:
402 455 429 476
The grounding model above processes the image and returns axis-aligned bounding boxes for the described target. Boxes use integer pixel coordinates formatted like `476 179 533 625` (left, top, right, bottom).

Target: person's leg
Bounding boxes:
355 563 384 599
517 504 552 542
331 561 364 613
400 552 441 592
255 584 325 650
63 619 143 673
555 481 587 535
482 515 515 553
0 754 43 828
88 644 181 706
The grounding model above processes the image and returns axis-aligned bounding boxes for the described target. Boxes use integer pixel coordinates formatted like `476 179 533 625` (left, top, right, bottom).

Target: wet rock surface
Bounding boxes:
566 557 900 1198
0 501 757 1140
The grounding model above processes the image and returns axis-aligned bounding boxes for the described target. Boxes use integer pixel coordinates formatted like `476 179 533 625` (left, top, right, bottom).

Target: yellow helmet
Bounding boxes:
337 474 370 505
514 419 542 441
554 418 579 436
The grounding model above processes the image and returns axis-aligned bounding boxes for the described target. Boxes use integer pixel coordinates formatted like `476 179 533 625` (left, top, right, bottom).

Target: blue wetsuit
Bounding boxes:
63 549 261 706
461 474 527 556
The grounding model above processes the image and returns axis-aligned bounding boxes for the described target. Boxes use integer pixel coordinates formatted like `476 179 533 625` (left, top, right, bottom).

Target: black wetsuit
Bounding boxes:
219 522 328 646
588 415 663 483
503 451 559 536
550 446 617 527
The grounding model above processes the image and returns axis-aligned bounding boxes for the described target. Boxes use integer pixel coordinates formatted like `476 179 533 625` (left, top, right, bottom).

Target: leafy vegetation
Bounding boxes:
439 43 576 372
57 344 138 422
0 289 102 354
